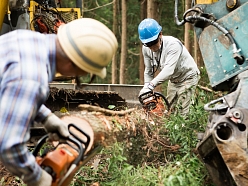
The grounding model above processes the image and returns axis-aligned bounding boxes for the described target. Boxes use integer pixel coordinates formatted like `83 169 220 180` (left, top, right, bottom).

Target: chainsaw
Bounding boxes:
138 91 170 116
33 116 101 186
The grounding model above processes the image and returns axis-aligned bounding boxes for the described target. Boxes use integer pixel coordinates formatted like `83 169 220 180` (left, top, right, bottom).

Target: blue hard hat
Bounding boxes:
138 18 162 43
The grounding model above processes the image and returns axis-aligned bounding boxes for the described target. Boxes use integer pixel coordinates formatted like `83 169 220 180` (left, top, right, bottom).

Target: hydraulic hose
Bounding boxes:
174 0 185 26
185 15 243 63
174 0 243 63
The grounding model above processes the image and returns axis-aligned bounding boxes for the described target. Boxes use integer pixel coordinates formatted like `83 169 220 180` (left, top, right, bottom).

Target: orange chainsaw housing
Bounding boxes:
34 116 95 186
148 97 166 116
36 144 79 186
140 92 169 116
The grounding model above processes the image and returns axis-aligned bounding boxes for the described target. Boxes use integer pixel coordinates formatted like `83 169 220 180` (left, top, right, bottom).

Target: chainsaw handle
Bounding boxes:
139 91 170 111
32 134 49 157
68 123 90 154
138 90 153 104
32 134 84 166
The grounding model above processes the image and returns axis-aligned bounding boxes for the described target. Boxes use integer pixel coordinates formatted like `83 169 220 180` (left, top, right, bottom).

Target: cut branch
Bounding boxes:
78 104 136 116
197 85 223 97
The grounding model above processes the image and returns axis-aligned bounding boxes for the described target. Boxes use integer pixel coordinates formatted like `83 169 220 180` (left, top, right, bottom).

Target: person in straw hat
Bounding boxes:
0 18 117 186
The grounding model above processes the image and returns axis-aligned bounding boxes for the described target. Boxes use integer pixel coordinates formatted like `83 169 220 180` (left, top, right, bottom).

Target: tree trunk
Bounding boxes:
147 0 161 92
119 0 127 84
112 0 118 84
194 32 204 67
139 0 146 85
147 0 158 19
184 0 191 53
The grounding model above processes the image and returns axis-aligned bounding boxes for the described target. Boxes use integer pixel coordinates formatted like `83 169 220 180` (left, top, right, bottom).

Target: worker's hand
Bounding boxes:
139 82 155 96
146 82 155 91
43 113 70 141
139 87 152 97
27 169 52 186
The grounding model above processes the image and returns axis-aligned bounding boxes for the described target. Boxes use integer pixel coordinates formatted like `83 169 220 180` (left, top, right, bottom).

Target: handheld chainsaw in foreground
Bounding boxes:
139 91 170 116
33 116 100 186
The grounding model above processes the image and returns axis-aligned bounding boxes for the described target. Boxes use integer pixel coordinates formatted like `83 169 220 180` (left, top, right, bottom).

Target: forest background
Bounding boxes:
70 1 216 186
76 0 215 185
81 0 205 89
1 0 218 185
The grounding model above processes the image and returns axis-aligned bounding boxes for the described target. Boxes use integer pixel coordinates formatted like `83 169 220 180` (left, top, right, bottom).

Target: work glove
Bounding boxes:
43 113 70 141
27 169 52 186
138 82 155 97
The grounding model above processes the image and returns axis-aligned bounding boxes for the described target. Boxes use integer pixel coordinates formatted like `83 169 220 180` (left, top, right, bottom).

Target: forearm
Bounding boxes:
150 66 174 86
144 69 154 83
0 112 42 183
0 143 42 183
143 47 154 83
0 80 49 183
35 104 52 122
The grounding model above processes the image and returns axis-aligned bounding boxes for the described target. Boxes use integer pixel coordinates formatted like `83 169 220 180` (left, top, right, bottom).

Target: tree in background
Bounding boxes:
112 0 118 84
119 0 127 84
139 0 146 85
184 0 192 53
83 0 189 85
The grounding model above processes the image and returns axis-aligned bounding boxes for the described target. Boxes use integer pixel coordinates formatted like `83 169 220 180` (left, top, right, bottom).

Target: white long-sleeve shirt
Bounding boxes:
142 36 199 86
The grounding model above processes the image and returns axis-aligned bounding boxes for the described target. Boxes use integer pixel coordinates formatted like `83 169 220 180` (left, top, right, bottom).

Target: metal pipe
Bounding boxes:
174 0 185 26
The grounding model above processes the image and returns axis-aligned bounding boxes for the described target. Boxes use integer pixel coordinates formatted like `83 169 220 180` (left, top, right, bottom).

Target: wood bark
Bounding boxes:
119 0 127 84
147 0 159 19
139 0 147 85
112 0 118 84
184 0 192 53
194 32 204 67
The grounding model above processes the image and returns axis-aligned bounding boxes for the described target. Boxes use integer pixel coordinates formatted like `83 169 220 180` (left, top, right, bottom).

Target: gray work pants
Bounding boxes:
167 74 200 116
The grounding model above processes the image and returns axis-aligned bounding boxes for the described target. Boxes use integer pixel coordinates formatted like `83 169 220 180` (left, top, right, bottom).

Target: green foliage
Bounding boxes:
66 2 215 185
81 0 186 84
108 105 116 110
71 86 216 186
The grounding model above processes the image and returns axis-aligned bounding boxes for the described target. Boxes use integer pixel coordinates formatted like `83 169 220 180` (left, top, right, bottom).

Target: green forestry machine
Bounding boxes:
175 0 248 185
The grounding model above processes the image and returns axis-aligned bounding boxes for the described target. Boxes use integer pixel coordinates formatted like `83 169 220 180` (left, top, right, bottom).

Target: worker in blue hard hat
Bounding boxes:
138 18 200 116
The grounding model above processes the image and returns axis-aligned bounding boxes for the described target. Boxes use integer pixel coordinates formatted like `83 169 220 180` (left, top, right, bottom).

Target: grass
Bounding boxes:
71 83 217 186
2 67 217 186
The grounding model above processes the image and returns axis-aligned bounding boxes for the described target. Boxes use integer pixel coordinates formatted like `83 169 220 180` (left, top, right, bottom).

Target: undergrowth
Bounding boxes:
2 67 218 186
71 85 217 186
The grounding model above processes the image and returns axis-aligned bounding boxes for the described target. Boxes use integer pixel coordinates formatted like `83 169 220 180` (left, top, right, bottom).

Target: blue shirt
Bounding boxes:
0 30 56 183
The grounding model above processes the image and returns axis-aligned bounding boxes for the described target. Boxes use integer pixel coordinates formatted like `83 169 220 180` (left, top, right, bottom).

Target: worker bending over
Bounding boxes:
0 18 117 186
138 18 200 116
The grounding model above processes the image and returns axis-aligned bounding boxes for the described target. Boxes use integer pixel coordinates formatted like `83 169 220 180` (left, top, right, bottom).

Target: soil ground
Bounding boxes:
0 162 23 185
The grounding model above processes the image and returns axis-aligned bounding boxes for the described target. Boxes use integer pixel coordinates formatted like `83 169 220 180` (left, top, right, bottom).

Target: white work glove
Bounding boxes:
139 82 155 96
43 113 70 141
27 169 52 186
139 88 152 97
